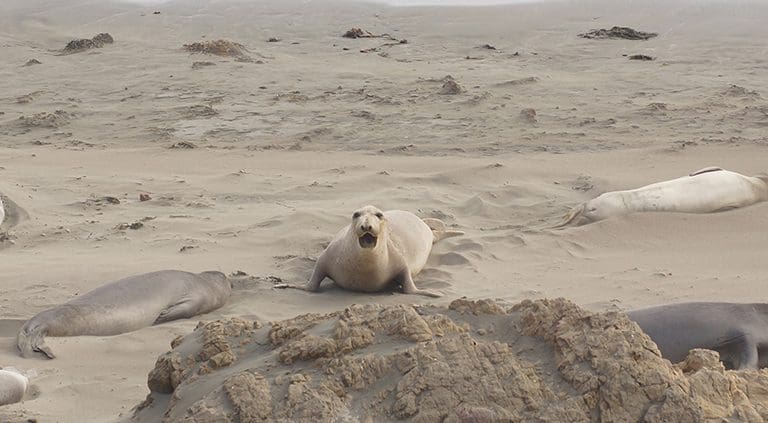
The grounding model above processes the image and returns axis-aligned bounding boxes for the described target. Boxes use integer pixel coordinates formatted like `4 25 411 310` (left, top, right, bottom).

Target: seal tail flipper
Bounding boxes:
422 218 464 243
0 194 29 230
551 202 586 229
17 322 55 359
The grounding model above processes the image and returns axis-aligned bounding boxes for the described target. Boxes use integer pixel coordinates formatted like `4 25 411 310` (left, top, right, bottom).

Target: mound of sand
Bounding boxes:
129 298 768 422
182 40 250 59
63 33 114 53
579 26 657 40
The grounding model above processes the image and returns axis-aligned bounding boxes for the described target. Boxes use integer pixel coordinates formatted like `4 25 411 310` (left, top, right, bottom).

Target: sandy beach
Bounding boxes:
2 0 768 420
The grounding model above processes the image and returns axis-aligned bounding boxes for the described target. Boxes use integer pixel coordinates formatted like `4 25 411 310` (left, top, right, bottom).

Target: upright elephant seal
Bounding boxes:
628 302 768 370
0 368 28 406
555 167 768 227
17 270 231 359
275 205 462 297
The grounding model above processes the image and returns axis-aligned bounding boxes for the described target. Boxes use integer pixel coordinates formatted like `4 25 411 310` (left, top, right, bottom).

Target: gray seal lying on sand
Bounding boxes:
628 302 768 370
17 270 231 359
0 368 28 406
275 205 463 297
556 167 768 227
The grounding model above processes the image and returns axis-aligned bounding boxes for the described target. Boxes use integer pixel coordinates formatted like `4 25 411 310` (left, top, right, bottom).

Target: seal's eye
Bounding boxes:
375 212 383 219
352 212 361 219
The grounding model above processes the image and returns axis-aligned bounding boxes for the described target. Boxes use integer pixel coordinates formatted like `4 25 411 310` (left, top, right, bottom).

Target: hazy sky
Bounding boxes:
113 0 548 5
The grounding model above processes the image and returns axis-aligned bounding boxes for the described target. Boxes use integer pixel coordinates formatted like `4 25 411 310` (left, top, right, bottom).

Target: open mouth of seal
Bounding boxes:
358 233 378 248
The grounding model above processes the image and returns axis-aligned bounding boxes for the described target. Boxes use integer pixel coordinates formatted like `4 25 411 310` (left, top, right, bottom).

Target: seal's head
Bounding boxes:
554 192 628 228
580 193 629 223
351 205 385 249
198 271 232 297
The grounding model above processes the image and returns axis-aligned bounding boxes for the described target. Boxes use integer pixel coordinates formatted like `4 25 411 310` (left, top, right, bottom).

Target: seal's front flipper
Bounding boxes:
273 283 315 291
273 260 327 292
16 324 55 359
551 202 587 229
155 298 197 324
35 344 55 359
398 270 442 298
735 339 759 370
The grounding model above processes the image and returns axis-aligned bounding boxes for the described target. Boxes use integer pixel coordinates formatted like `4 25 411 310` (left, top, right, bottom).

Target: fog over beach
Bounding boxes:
2 0 768 420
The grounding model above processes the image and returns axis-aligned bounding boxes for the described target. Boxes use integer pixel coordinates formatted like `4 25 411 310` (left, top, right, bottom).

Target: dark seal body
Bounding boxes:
628 302 768 370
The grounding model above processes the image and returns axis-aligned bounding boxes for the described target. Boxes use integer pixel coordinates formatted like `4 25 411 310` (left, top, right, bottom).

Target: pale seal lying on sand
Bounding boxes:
275 205 462 297
556 167 768 227
0 368 28 406
17 270 231 359
0 193 28 233
628 302 768 370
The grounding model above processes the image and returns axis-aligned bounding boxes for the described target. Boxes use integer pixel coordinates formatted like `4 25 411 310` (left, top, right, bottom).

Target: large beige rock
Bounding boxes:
129 298 768 422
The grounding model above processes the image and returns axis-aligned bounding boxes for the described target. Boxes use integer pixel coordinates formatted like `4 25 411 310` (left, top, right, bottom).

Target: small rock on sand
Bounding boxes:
169 141 197 149
191 61 216 69
438 75 464 95
23 59 42 66
342 28 373 39
628 54 655 61
520 108 537 123
496 76 539 86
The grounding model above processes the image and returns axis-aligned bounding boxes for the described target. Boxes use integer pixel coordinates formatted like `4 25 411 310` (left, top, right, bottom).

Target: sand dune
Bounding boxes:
2 0 768 420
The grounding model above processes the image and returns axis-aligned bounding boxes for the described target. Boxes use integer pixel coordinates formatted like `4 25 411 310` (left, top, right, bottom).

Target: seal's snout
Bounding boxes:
358 232 378 248
351 205 385 248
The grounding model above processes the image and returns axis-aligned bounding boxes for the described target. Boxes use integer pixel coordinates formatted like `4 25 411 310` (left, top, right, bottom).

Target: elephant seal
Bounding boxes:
556 167 768 227
0 193 28 233
628 302 768 370
0 368 28 406
17 270 231 359
275 205 462 297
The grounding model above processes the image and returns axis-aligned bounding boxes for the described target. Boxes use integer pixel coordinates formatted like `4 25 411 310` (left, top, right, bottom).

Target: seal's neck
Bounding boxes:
753 174 768 199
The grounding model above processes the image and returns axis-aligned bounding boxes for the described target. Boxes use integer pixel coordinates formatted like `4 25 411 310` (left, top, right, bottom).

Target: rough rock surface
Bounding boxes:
130 298 768 422
63 33 114 52
579 26 658 40
182 40 252 61
437 75 463 95
17 110 72 128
